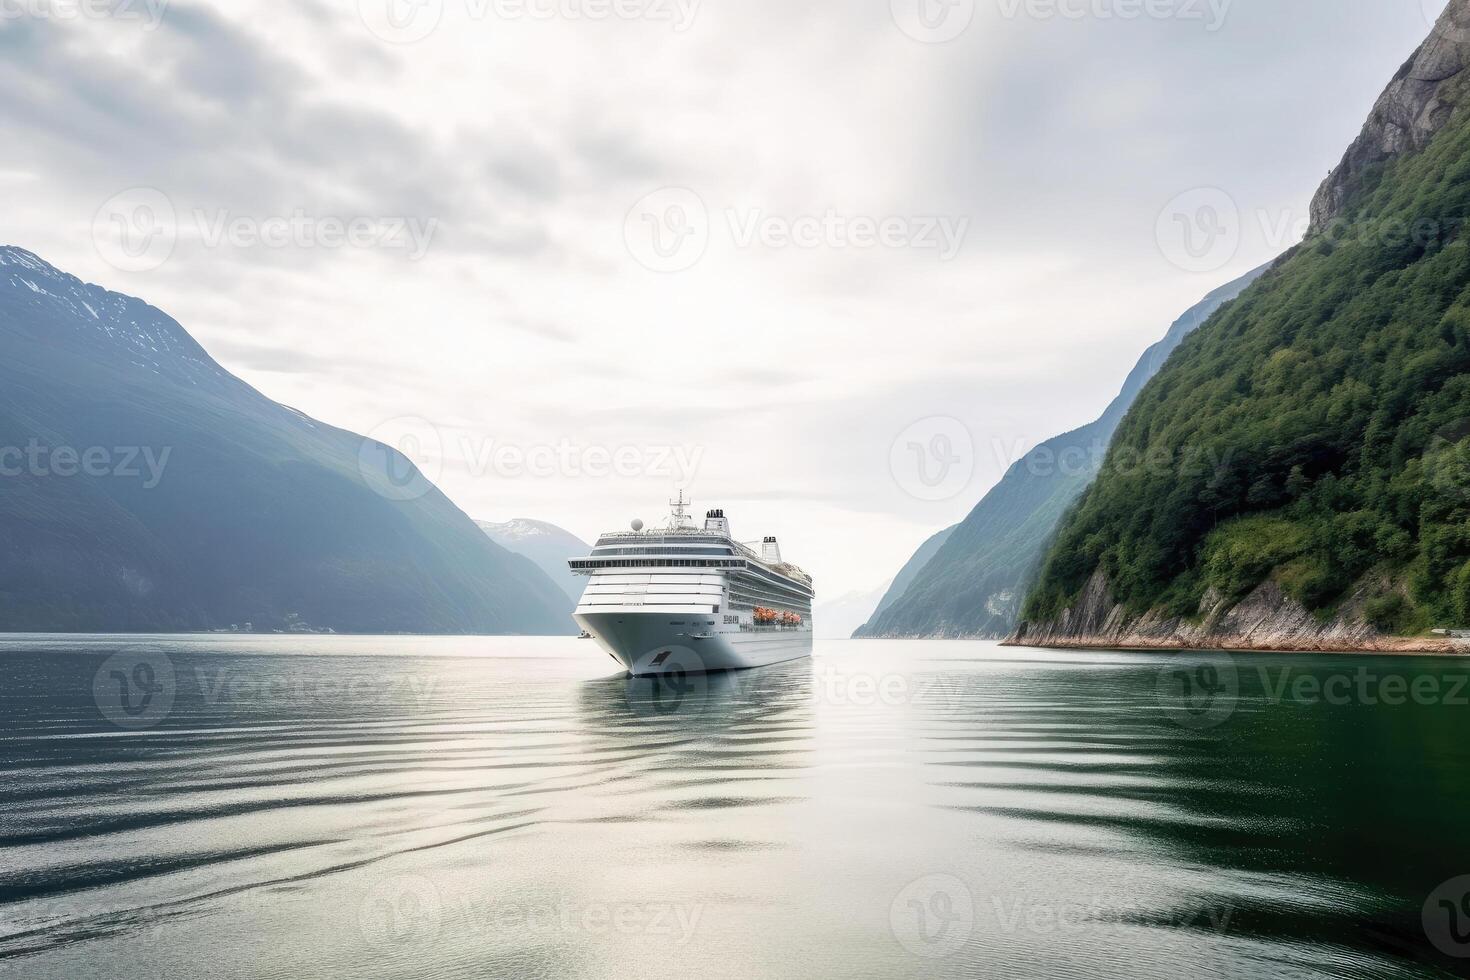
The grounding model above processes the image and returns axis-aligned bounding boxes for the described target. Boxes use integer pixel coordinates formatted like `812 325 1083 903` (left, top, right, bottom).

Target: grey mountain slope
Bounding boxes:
857 263 1269 639
854 524 956 636
477 518 590 606
0 246 571 634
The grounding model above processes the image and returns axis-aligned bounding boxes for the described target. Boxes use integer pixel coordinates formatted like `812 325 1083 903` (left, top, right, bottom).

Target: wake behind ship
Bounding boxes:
569 494 814 677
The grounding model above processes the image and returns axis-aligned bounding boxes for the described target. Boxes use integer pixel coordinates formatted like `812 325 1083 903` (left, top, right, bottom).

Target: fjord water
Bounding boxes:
1 637 1466 979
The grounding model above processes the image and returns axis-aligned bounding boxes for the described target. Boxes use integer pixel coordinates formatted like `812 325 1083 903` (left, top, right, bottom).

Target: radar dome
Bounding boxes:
631 519 644 531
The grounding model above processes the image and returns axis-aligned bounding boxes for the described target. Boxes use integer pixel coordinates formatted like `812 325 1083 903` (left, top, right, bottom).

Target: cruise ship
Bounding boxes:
569 494 814 676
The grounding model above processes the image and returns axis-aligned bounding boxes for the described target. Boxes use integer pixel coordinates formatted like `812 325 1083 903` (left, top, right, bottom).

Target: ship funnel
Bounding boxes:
761 536 781 564
705 508 730 536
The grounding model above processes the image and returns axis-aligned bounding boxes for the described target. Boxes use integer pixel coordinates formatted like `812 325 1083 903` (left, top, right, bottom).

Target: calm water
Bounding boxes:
1 636 1468 979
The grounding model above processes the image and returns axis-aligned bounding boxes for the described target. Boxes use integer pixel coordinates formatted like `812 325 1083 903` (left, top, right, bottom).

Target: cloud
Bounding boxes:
0 0 1448 596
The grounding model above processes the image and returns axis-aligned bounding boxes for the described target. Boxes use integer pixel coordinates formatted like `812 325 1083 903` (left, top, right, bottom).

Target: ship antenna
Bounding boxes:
669 489 692 527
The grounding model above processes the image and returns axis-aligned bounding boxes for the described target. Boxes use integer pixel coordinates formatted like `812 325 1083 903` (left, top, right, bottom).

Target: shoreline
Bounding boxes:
1000 636 1470 657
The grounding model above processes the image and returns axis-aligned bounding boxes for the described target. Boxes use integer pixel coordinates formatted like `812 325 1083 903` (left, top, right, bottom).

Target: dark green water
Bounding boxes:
1 636 1467 978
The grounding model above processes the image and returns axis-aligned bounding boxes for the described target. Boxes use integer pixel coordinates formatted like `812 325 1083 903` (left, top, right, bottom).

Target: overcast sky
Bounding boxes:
0 0 1452 599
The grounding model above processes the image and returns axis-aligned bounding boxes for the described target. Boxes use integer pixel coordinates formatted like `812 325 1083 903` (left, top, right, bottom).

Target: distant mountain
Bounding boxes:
476 518 589 605
1017 0 1470 652
853 525 953 636
0 246 571 634
815 581 892 639
858 264 1268 639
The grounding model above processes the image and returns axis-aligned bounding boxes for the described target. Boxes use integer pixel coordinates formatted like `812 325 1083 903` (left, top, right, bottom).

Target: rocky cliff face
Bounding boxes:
1008 571 1458 654
1310 0 1470 234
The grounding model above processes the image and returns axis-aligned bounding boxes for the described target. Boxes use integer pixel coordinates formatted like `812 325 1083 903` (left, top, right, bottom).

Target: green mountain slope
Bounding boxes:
1021 4 1470 638
0 247 572 634
856 267 1265 638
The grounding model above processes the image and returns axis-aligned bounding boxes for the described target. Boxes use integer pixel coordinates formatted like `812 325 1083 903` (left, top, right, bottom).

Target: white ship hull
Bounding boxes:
570 497 815 679
576 611 812 677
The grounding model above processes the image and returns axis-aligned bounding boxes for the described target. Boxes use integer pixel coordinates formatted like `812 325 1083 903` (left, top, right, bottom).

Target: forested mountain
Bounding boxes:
1016 0 1470 649
856 267 1265 638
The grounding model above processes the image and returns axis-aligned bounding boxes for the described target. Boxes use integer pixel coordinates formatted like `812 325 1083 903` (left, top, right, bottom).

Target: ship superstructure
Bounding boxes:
569 493 814 676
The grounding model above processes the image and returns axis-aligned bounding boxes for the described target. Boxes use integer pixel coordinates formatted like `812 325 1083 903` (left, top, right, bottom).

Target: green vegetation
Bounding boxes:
1024 92 1470 634
859 267 1264 638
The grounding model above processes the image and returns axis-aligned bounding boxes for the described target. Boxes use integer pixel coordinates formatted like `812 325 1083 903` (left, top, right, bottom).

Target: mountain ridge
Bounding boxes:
0 246 572 634
1015 0 1470 651
856 264 1267 639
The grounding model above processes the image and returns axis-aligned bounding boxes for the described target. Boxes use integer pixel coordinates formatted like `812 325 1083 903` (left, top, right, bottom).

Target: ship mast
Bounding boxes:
668 489 694 529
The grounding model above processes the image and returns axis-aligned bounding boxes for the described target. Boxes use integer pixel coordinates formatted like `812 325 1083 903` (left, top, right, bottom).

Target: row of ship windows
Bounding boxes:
594 536 725 547
572 559 744 569
591 547 734 557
